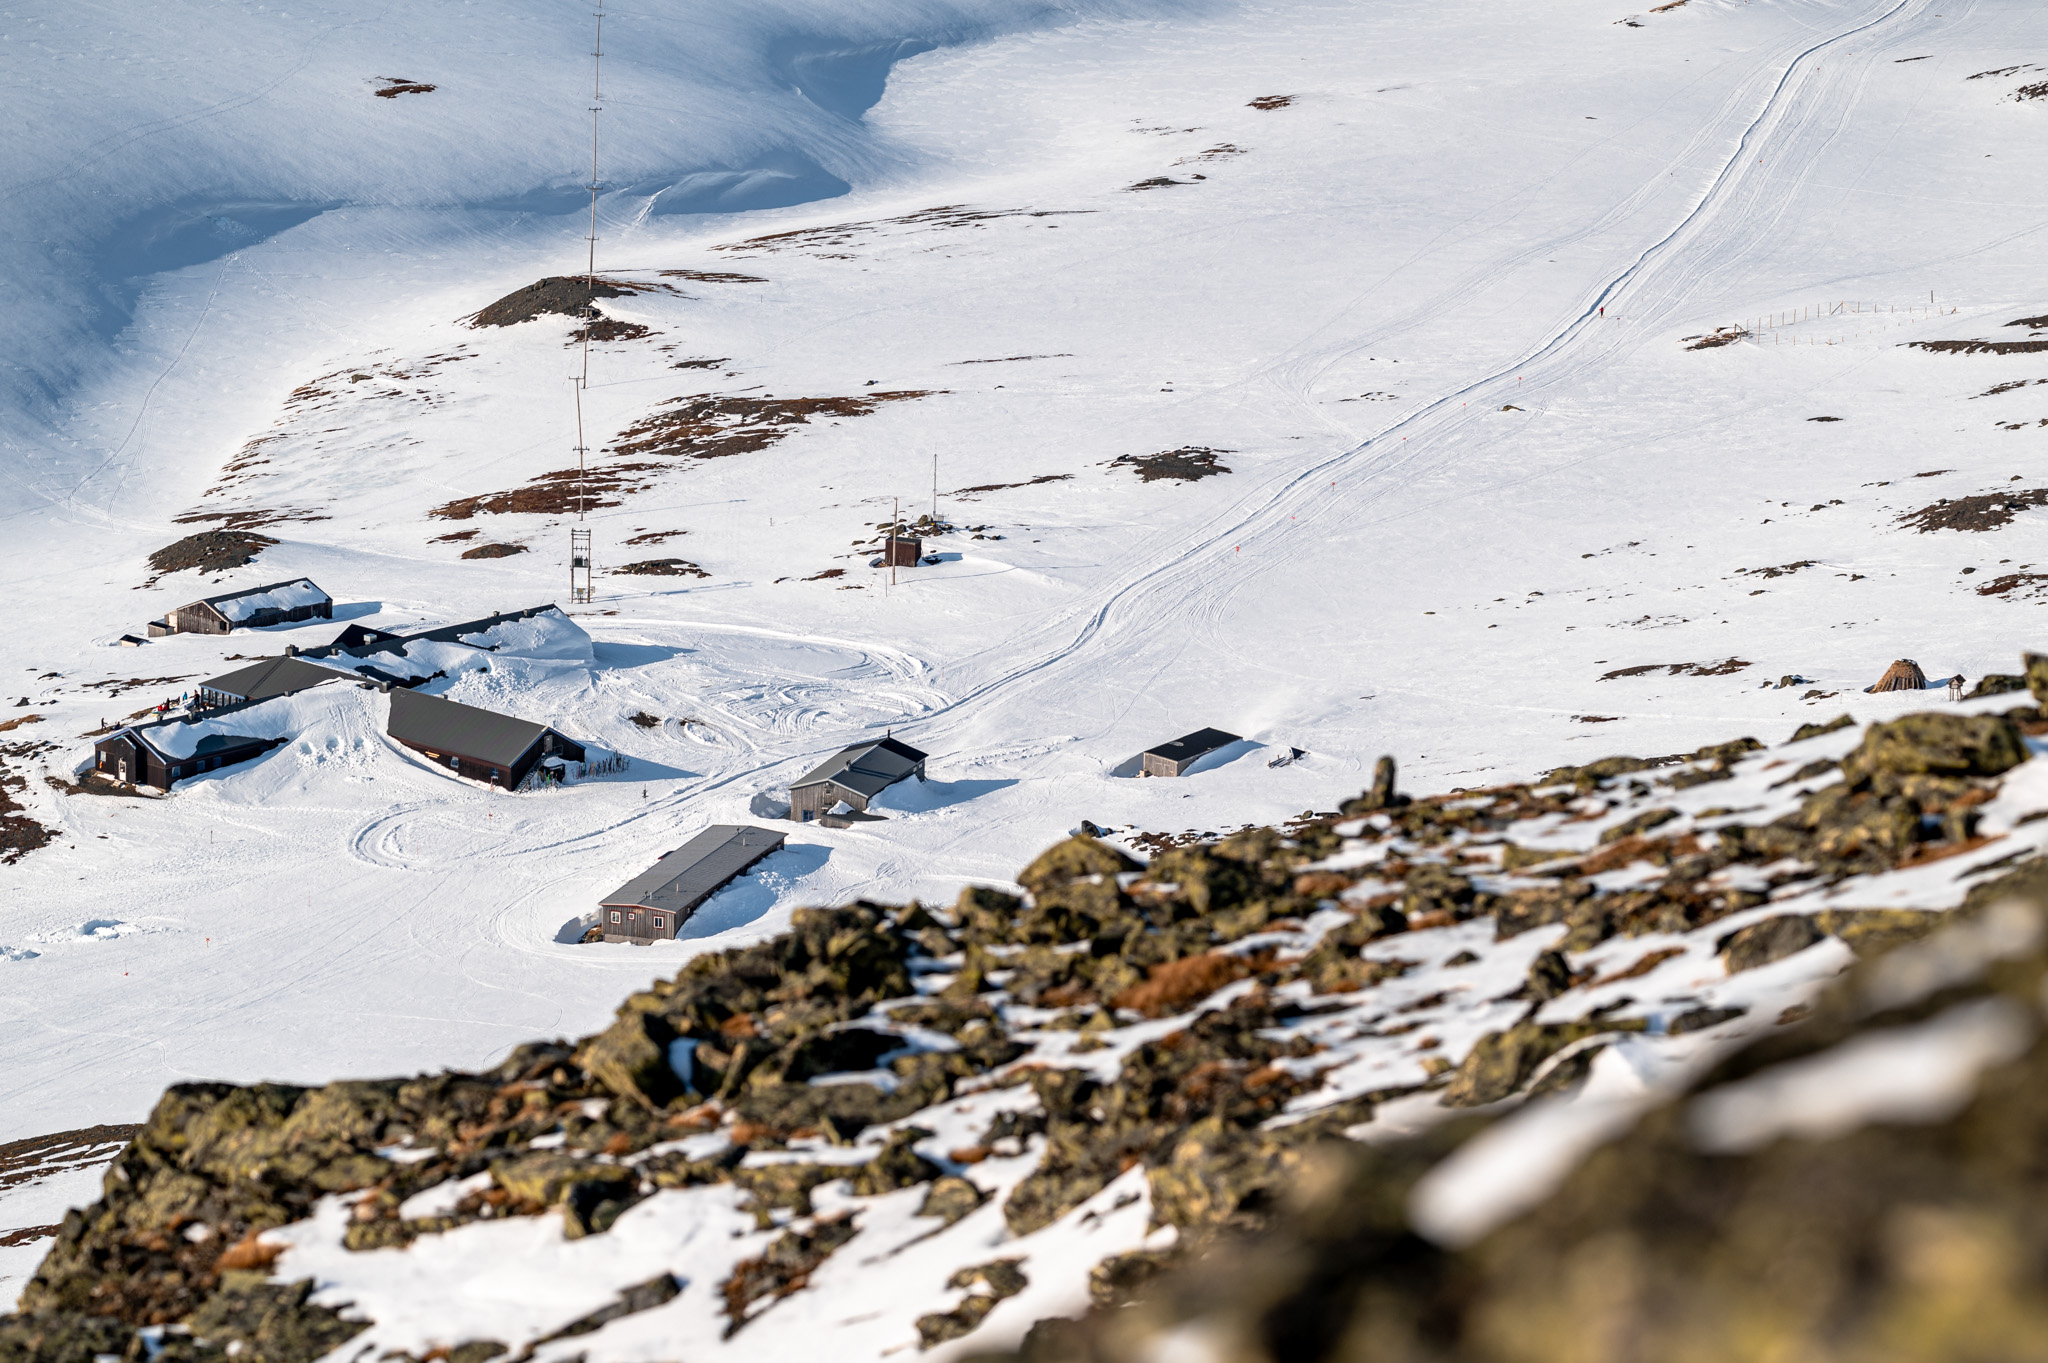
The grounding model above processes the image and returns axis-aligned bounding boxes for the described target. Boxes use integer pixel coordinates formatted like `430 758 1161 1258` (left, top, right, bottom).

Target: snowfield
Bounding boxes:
4 0 2048 1336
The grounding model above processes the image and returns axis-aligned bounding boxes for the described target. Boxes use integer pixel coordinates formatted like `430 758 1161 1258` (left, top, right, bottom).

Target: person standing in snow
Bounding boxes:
1949 675 1964 702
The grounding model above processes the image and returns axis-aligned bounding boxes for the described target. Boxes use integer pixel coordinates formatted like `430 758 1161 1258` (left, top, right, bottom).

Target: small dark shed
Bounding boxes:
599 825 787 943
151 579 333 636
196 656 344 707
1141 727 1241 778
386 689 586 789
881 535 923 568
92 722 283 791
789 736 927 821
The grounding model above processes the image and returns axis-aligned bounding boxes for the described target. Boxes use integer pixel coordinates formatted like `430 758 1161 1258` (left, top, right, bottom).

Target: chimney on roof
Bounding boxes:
284 645 298 657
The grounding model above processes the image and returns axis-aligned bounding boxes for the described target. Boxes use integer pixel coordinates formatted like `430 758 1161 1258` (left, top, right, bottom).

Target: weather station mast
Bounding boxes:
568 0 606 606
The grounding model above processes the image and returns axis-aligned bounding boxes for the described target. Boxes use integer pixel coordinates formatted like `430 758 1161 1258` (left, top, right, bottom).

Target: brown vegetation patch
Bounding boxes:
1591 946 1686 986
610 391 937 462
1113 954 1255 1019
1976 573 2048 600
669 357 729 370
950 354 1073 365
168 507 328 531
428 464 661 519
433 529 479 542
660 269 767 284
1114 448 1231 483
623 530 686 545
712 204 1089 258
1248 95 1295 109
459 542 527 560
804 568 845 581
951 474 1072 496
372 78 436 98
615 558 709 578
569 318 654 344
1737 560 1817 579
1127 176 1194 191
2007 314 2048 328
1687 327 1749 350
470 276 666 328
1600 658 1751 680
1897 488 2048 533
0 755 53 864
1574 715 1621 724
1908 338 2048 355
146 530 277 576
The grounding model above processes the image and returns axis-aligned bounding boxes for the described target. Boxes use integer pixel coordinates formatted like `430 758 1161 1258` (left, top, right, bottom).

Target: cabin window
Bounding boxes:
609 911 622 924
171 766 182 778
652 915 665 931
448 756 458 768
489 768 499 781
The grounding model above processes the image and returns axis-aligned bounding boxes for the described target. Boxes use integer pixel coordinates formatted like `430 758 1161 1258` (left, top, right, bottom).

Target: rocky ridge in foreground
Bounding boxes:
5 672 2048 1362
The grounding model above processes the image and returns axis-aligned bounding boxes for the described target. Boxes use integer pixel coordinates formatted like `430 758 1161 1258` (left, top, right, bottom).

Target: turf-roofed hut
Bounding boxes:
148 578 332 637
788 736 927 823
1867 658 1930 693
599 825 787 943
385 689 585 790
1141 726 1241 777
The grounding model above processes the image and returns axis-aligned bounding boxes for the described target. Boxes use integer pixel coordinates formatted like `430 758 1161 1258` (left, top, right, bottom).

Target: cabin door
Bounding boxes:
117 759 128 782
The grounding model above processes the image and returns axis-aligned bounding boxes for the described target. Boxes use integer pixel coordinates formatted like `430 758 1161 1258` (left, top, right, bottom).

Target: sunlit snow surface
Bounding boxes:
5 0 2048 1334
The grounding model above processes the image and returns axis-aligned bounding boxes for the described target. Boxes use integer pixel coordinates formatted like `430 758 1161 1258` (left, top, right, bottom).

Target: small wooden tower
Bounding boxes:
1867 658 1928 693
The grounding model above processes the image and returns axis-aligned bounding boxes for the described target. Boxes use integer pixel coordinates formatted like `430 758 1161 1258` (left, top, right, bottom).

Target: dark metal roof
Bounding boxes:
1144 727 1242 762
199 656 345 702
601 825 788 916
386 689 558 769
329 623 401 649
789 736 928 798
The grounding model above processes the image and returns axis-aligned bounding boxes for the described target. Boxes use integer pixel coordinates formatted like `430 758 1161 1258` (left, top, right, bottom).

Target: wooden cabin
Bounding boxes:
1141 727 1242 778
386 688 585 789
150 579 333 636
881 535 923 568
789 736 927 821
599 825 787 943
92 721 284 791
195 656 345 707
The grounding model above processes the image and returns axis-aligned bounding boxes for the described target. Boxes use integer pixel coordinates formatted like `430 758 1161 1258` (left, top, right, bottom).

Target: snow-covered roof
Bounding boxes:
791 736 927 797
199 578 331 624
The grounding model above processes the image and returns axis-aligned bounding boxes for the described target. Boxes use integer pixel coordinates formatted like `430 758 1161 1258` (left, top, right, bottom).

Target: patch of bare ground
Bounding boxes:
468 276 670 328
1126 176 1201 191
1897 488 2048 533
433 529 479 542
168 507 328 532
951 474 1072 497
1687 326 1749 350
1976 573 2048 600
569 318 655 345
146 529 276 576
711 205 1090 258
623 530 686 546
668 358 729 370
803 568 846 582
1808 415 1843 422
2007 314 2048 329
615 558 708 578
0 748 53 864
1908 339 2048 355
428 464 662 520
371 77 435 98
1176 144 1247 165
1113 448 1231 483
1736 560 1817 580
459 542 526 560
948 354 1073 365
1575 715 1621 724
609 391 938 462
660 269 767 284
1248 95 1295 109
1601 659 1751 680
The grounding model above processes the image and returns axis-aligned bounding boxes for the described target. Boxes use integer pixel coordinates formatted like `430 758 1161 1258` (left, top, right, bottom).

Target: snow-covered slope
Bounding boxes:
3 0 2048 1319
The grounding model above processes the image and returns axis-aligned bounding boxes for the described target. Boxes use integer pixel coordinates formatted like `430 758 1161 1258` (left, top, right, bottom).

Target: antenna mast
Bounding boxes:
569 0 604 605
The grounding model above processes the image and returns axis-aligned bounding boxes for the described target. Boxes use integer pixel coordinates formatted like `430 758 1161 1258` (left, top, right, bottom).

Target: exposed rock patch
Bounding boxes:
145 530 277 576
1897 487 2048 532
1113 448 1231 483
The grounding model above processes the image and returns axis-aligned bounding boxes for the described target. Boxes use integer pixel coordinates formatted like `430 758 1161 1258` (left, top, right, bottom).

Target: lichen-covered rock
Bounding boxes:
1718 914 1824 972
1017 836 1140 898
1842 711 2027 783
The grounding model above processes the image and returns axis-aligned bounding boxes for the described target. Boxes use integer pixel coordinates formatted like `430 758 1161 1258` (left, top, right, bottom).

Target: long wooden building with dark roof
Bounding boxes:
599 826 787 943
386 689 585 789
